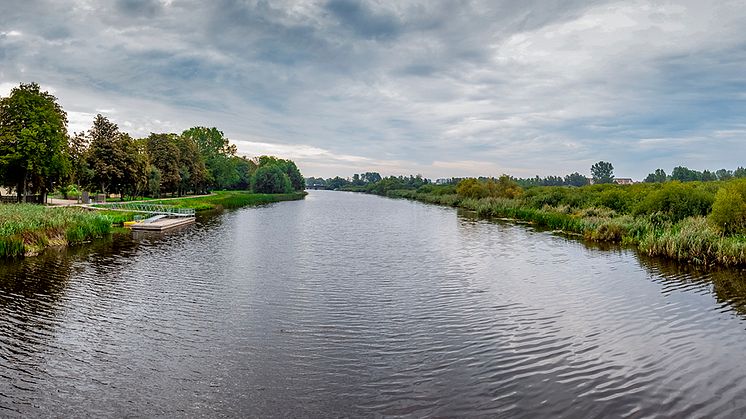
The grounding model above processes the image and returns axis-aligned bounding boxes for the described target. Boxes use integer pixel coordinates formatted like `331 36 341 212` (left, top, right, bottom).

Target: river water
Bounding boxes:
1 190 746 417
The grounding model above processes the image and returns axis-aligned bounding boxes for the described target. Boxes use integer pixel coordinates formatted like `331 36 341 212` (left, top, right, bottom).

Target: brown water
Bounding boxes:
1 190 746 417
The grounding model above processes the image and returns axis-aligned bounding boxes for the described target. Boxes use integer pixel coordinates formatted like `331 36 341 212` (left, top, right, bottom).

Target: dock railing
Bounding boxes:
103 203 195 217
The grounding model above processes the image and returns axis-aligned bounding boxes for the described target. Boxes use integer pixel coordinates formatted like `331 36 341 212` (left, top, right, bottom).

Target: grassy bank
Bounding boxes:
1 191 306 258
145 190 307 212
0 204 112 258
93 190 307 219
382 185 746 267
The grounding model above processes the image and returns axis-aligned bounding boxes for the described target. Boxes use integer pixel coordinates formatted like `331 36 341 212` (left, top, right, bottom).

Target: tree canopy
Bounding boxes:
0 82 69 200
591 161 614 184
0 83 304 201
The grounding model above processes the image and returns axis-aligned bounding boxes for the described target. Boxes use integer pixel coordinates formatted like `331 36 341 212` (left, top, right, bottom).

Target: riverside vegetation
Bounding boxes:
1 191 307 258
323 172 746 267
0 82 306 258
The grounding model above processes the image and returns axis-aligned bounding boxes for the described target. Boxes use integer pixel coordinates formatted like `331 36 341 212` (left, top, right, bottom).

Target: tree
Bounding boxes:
363 172 382 183
176 135 207 195
147 133 181 195
251 164 292 194
181 126 236 189
564 172 589 187
644 168 667 183
119 133 148 200
253 155 304 191
0 82 69 201
671 166 702 182
87 114 126 196
68 131 91 188
716 169 733 181
591 161 614 184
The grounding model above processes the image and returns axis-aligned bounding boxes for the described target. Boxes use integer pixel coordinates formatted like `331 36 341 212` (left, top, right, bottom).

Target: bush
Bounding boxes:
632 181 714 221
710 180 746 234
456 178 488 199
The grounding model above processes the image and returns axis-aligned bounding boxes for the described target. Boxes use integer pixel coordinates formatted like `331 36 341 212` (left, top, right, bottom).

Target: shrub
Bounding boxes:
456 178 488 199
632 181 714 221
709 180 746 234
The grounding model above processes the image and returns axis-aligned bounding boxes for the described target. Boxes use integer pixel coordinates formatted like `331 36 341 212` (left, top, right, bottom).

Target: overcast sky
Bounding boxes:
1 0 745 179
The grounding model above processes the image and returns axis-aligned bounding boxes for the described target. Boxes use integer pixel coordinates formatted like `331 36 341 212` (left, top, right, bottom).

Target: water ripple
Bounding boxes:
1 191 746 417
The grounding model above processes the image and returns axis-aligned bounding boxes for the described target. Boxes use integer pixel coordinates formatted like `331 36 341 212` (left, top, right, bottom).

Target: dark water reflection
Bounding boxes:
1 190 746 417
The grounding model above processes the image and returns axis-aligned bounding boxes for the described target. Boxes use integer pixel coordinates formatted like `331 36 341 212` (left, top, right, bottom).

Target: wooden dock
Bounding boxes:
128 216 196 231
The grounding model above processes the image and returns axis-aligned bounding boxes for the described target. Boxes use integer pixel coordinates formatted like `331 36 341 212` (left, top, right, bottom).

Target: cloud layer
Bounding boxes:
2 0 745 179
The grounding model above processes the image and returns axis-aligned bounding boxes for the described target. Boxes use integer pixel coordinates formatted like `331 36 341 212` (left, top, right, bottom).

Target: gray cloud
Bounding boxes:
1 0 745 179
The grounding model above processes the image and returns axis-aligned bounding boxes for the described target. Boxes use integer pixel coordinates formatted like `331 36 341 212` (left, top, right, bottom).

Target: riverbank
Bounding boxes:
0 204 112 258
382 189 746 267
1 191 306 258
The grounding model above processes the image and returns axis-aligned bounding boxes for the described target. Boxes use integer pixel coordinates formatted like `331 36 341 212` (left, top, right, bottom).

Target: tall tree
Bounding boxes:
0 82 69 201
146 133 181 195
176 135 207 195
591 161 614 184
181 127 236 189
68 131 91 188
87 114 127 196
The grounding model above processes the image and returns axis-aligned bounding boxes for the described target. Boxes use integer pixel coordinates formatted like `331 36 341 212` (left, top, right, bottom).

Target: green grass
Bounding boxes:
145 190 307 212
0 204 113 258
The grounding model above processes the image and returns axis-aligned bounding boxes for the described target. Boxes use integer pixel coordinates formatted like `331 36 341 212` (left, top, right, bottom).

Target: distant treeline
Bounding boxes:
309 162 746 192
306 173 429 192
0 83 304 201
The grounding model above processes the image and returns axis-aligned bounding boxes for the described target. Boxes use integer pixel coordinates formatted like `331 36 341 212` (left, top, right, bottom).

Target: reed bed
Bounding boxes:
388 190 746 267
0 204 112 258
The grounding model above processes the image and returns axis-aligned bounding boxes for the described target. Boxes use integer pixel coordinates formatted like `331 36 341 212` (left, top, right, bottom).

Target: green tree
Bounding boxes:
671 166 702 182
0 82 69 201
564 172 589 187
251 164 292 194
87 114 126 196
146 133 181 195
253 155 304 191
716 169 733 181
119 133 148 200
591 161 614 184
68 131 91 189
181 126 237 189
644 168 667 183
176 135 207 195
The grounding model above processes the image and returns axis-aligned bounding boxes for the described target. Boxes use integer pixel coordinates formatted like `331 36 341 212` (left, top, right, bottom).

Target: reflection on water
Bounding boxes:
1 190 746 417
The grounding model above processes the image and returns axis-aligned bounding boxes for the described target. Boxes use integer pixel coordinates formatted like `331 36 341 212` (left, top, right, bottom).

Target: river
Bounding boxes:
1 190 746 417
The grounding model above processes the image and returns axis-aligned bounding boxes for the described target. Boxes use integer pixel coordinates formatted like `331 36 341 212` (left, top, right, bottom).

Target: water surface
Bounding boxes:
2 190 746 417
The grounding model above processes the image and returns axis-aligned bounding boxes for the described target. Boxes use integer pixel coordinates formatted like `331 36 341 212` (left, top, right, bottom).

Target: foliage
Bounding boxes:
251 164 292 194
456 176 523 199
0 82 69 199
709 179 746 234
632 181 714 221
591 161 614 184
644 169 667 183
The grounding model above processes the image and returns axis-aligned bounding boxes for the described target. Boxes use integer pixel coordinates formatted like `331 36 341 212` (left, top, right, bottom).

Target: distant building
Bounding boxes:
614 178 634 185
435 178 451 185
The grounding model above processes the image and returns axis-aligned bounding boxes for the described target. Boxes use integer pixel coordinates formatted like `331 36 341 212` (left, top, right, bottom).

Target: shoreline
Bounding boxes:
374 189 746 268
0 191 306 259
